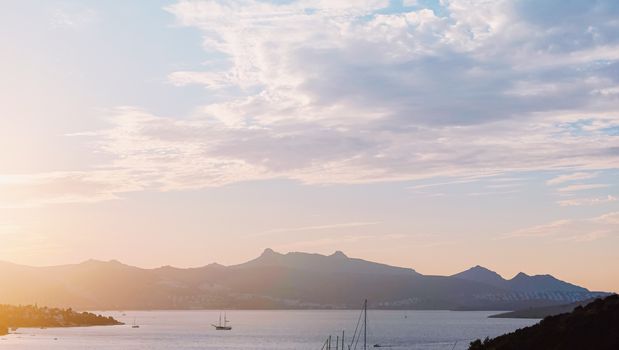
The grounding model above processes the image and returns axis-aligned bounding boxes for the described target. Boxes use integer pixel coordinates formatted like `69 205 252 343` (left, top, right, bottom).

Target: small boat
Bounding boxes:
212 312 232 330
131 318 140 329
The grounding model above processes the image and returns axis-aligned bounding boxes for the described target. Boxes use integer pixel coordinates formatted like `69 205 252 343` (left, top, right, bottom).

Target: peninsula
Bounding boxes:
0 304 122 335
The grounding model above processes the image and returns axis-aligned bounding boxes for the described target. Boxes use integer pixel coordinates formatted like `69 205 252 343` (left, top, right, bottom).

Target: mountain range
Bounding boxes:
0 249 607 310
451 265 588 293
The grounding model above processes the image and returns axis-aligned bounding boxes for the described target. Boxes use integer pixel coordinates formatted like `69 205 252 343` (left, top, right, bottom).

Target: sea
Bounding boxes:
0 310 538 350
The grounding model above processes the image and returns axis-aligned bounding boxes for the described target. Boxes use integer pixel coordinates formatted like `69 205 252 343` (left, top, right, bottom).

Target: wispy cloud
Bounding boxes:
466 190 519 196
408 178 481 190
558 231 610 243
557 195 618 207
546 172 598 186
272 233 410 251
250 221 381 237
504 219 572 238
57 106 617 200
595 212 619 225
50 5 98 29
0 171 138 208
503 212 619 242
485 183 523 189
557 184 611 193
272 232 455 251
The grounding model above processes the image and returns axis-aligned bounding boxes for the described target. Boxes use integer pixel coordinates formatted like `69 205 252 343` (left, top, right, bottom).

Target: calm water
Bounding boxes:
0 310 537 350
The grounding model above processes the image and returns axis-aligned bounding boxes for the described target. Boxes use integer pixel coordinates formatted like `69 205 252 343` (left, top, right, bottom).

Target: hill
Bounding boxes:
0 249 607 310
469 295 619 350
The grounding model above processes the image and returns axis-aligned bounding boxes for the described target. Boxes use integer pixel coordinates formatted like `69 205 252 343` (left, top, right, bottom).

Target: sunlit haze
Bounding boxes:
1 0 618 293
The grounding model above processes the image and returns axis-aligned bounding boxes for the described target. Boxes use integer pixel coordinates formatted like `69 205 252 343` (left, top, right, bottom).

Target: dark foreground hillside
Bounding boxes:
469 295 619 350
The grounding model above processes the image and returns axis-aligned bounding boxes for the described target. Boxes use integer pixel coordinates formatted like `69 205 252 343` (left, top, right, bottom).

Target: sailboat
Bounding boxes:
132 318 140 328
212 312 232 330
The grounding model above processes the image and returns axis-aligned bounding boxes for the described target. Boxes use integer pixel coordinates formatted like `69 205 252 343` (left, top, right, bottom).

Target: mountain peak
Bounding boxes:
452 265 506 288
330 250 348 258
513 272 530 279
506 272 589 293
471 265 493 271
77 259 131 270
261 248 279 257
456 265 501 276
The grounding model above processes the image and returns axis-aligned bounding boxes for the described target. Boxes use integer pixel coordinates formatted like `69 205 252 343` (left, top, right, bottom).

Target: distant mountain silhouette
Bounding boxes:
234 248 418 275
469 295 619 350
0 250 607 310
453 266 588 293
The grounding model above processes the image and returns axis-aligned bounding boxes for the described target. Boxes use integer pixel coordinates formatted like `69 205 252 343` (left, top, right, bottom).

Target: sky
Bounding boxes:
0 0 618 292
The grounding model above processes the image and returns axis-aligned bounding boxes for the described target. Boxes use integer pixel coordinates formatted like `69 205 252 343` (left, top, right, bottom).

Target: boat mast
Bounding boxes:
363 299 367 350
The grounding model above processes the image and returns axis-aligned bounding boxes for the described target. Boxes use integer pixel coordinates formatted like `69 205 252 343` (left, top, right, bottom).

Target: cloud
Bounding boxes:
546 172 598 185
595 211 619 224
271 233 410 251
557 195 617 206
156 0 618 184
250 221 381 237
93 106 618 189
271 232 454 251
168 71 235 88
504 211 619 242
3 0 619 206
557 184 611 193
50 5 98 29
408 178 482 190
165 0 619 124
0 171 141 208
466 190 519 196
